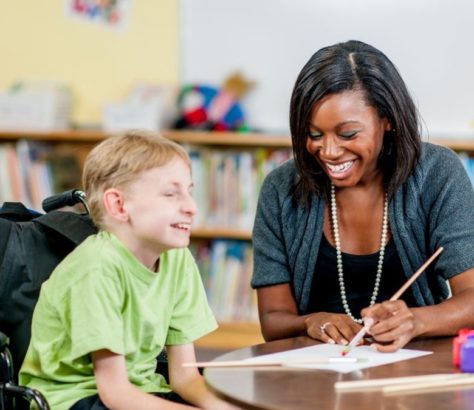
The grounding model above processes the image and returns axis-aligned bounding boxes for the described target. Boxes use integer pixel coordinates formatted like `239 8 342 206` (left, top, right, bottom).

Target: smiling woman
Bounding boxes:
251 40 474 353
305 91 388 189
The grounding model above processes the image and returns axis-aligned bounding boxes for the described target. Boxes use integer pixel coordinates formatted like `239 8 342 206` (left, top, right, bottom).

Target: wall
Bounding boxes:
0 0 178 126
180 0 474 137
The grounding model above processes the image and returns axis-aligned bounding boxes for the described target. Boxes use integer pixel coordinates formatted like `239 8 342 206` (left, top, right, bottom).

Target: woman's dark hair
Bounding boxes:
290 40 421 206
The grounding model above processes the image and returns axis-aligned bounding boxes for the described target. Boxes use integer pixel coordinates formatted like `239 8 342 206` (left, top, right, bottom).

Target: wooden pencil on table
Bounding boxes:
335 373 468 391
382 374 474 394
183 356 364 368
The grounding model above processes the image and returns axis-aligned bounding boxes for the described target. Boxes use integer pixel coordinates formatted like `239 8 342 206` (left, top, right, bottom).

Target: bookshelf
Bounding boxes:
0 129 472 149
0 129 294 349
1 130 473 349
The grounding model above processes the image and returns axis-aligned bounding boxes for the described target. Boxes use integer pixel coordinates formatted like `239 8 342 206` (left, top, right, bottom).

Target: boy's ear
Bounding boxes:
103 188 129 222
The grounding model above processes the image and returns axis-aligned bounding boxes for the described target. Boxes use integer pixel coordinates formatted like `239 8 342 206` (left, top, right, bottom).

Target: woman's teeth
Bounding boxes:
326 161 354 173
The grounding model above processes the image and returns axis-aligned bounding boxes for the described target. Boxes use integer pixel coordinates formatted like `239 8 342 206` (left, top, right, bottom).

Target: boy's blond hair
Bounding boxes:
82 130 191 230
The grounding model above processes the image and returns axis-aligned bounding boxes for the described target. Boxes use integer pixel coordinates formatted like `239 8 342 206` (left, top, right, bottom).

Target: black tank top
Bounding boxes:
305 234 417 317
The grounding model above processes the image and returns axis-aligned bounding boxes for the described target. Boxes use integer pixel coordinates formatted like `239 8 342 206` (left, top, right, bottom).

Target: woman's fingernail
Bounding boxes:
328 339 335 344
341 339 348 345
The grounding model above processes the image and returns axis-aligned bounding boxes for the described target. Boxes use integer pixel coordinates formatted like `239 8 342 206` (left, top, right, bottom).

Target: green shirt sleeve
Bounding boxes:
165 249 218 345
61 270 126 359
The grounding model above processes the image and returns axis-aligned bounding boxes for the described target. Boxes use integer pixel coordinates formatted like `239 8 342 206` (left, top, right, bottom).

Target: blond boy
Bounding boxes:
20 131 238 409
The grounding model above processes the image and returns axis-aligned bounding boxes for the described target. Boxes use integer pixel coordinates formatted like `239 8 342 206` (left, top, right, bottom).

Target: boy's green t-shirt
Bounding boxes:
19 231 217 410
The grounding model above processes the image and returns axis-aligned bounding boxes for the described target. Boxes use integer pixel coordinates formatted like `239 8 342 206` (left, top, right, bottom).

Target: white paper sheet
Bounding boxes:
244 344 432 374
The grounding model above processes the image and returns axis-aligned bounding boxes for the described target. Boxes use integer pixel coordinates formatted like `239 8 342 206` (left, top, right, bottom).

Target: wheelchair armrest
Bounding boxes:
0 332 14 384
3 383 50 410
0 331 50 409
0 331 9 350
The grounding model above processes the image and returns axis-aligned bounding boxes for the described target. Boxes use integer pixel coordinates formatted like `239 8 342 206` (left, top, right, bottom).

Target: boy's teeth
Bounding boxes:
175 223 190 230
327 161 353 173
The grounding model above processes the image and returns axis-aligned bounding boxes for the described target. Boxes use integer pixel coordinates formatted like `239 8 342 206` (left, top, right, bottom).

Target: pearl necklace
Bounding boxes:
330 183 389 324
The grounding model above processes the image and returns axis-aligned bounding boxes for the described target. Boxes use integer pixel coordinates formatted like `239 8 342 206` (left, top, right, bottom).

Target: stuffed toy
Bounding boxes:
174 72 253 131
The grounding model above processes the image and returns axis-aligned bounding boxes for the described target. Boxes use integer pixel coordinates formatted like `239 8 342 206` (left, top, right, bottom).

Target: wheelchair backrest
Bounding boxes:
0 202 97 380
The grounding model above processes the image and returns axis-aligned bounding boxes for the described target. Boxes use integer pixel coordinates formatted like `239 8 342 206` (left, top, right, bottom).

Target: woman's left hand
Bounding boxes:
361 300 424 352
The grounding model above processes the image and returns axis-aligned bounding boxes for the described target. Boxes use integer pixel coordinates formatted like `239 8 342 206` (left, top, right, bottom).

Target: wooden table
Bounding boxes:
204 336 474 410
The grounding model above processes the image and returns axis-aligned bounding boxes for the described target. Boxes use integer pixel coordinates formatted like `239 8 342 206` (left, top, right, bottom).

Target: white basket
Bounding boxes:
102 84 177 132
0 87 72 131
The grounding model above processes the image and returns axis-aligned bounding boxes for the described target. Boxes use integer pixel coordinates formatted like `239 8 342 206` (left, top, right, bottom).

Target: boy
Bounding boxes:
20 131 238 409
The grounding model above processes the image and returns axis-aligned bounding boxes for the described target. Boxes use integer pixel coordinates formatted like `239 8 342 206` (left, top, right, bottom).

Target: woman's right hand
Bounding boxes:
304 312 362 345
257 284 363 343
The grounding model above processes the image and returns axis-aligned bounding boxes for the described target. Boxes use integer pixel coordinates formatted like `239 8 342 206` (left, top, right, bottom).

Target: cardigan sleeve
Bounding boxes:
251 164 291 288
391 143 474 305
250 160 325 313
424 145 474 279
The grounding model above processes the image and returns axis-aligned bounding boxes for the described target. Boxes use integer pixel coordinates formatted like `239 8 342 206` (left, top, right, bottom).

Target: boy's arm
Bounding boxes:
92 349 196 410
167 343 241 410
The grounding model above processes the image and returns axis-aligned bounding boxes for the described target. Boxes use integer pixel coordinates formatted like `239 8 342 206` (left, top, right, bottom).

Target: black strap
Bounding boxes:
35 211 97 245
0 202 40 261
0 202 40 222
0 219 13 263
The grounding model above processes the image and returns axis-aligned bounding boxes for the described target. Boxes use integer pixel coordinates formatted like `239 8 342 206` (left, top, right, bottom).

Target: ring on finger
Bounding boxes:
319 321 332 334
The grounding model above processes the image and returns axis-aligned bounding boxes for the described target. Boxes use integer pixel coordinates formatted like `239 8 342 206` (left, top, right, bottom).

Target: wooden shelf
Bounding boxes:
192 227 251 241
0 129 106 142
0 129 292 147
163 130 291 147
195 322 264 350
428 138 474 152
2 130 473 151
0 130 474 151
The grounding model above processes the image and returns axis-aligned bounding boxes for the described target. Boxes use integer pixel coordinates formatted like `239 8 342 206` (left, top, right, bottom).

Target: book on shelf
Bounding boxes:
187 146 292 231
190 239 257 323
4 145 25 201
0 146 13 203
0 139 82 210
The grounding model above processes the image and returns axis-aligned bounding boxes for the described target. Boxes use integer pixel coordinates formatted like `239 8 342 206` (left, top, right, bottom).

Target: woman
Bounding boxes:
251 40 474 352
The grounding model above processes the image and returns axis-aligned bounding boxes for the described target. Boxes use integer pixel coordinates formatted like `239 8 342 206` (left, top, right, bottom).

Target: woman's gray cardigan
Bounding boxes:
251 142 474 314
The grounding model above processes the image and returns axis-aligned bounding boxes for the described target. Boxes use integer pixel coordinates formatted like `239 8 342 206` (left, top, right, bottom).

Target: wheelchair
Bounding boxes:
0 190 169 409
0 190 91 409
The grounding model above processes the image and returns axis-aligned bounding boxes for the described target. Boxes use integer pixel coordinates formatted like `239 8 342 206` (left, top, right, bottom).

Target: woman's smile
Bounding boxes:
325 160 355 178
306 90 389 188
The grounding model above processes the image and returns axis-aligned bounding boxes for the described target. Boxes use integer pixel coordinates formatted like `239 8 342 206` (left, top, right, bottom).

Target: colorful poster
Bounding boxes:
64 0 132 32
